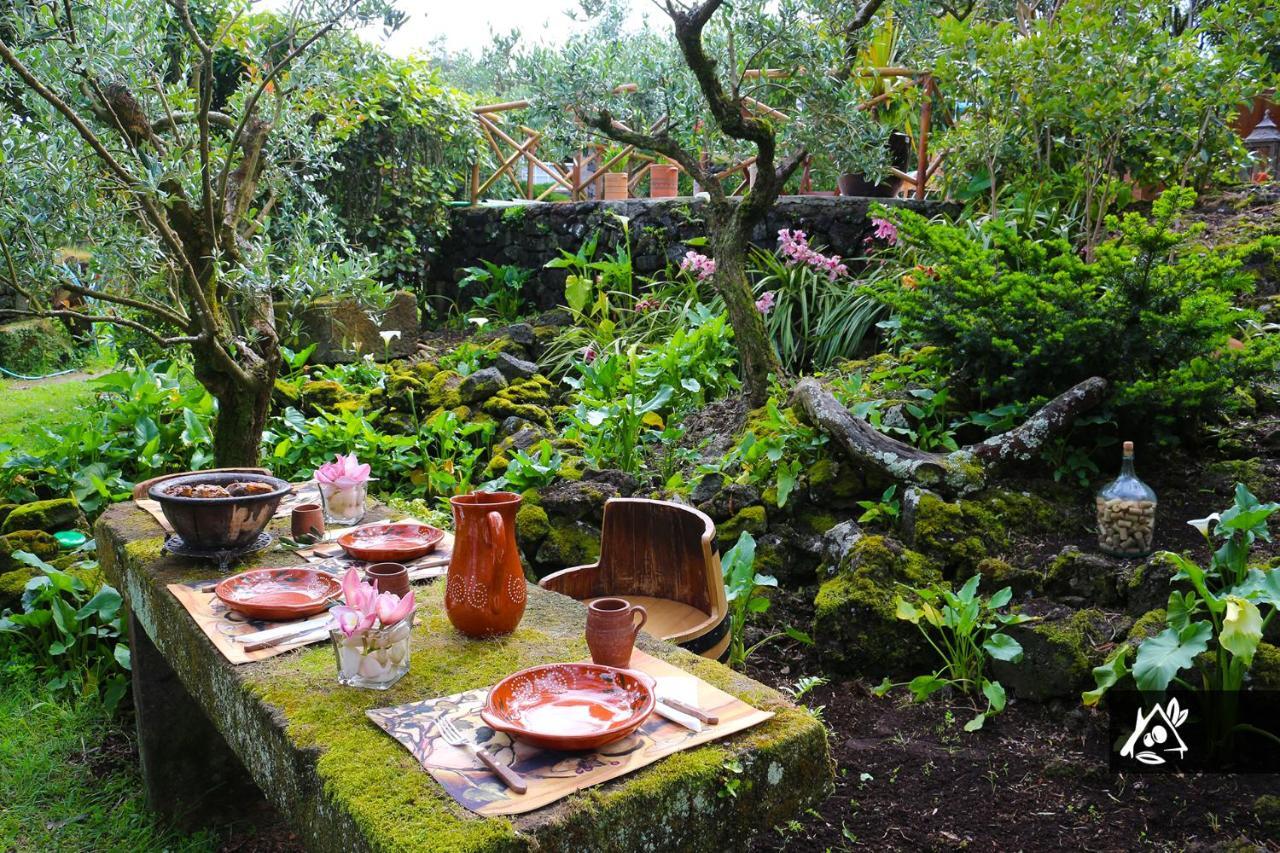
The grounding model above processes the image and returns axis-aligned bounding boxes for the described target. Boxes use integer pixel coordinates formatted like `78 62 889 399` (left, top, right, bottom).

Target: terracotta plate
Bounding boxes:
480 663 656 751
215 568 341 621
337 522 445 562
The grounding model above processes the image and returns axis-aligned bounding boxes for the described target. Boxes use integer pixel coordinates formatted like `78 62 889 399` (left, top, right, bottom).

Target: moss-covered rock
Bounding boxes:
905 488 1060 575
813 535 942 676
534 518 601 573
717 506 768 549
0 504 16 529
973 557 1043 597
0 529 60 571
1250 642 1280 689
1255 793 1280 835
991 608 1126 700
515 503 551 556
481 376 555 428
383 368 429 412
423 370 465 410
0 318 78 376
1127 608 1168 645
1124 553 1180 616
300 379 360 413
0 567 34 610
1 498 87 535
1043 546 1124 606
1207 457 1270 498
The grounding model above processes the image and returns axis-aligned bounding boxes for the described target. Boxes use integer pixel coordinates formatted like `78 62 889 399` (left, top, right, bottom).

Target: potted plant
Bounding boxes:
835 112 894 197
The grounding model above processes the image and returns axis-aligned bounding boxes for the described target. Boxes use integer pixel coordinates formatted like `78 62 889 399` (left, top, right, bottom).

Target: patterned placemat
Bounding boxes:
168 579 335 664
136 481 323 534
366 650 774 816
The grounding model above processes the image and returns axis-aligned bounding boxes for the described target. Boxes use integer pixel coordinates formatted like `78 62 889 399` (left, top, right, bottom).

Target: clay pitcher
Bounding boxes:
445 491 526 637
586 597 648 668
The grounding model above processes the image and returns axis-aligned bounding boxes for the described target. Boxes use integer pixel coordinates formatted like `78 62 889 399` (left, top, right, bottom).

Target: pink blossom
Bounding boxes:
755 291 776 314
315 453 370 489
341 566 377 613
331 605 376 638
375 590 416 626
679 250 717 281
582 344 597 364
634 297 661 312
776 229 849 280
870 217 898 245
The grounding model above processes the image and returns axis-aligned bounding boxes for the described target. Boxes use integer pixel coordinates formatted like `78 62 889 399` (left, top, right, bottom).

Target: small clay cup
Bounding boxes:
291 503 325 541
366 562 411 598
585 597 648 668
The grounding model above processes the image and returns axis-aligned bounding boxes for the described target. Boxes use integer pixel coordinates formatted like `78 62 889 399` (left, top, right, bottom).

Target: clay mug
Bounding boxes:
585 598 648 668
291 503 325 541
366 562 410 598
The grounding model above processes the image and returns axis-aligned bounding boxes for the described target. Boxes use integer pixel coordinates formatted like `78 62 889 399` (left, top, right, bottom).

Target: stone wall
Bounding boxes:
431 196 949 310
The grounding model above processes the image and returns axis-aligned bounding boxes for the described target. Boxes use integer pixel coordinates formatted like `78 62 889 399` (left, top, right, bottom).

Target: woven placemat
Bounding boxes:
367 650 773 816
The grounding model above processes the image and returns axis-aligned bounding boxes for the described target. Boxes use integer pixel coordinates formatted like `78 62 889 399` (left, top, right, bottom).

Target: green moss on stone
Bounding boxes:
1207 458 1270 498
1 498 86 534
717 506 768 547
1127 608 1168 644
0 567 34 609
535 518 601 571
1255 794 1280 835
992 608 1117 701
481 377 555 428
795 511 838 536
1251 642 1280 689
910 488 1060 574
425 370 465 409
0 530 60 571
515 503 550 554
813 535 942 676
0 504 14 528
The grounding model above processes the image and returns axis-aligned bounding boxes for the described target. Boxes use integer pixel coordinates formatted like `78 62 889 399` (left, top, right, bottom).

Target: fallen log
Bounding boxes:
791 375 1109 497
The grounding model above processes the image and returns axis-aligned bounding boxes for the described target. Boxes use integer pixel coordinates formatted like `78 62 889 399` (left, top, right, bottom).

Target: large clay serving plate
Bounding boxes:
337 522 445 562
215 568 342 621
480 663 656 751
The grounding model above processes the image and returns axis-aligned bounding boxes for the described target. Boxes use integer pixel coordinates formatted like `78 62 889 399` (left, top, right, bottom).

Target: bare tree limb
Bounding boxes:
0 307 201 347
792 376 1110 496
578 108 718 200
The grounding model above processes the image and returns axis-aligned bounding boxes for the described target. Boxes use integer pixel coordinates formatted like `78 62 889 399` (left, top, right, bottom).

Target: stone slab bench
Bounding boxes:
97 502 832 852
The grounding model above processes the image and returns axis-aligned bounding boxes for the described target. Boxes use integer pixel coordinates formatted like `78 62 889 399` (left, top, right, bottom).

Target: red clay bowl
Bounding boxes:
215 568 341 621
480 663 656 751
336 522 445 562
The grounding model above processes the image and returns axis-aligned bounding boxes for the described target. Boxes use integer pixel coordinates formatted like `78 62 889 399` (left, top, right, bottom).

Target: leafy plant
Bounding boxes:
879 190 1280 435
722 532 812 669
856 485 901 527
0 552 130 713
1085 486 1280 723
874 576 1033 732
712 397 828 509
459 260 531 322
485 440 563 492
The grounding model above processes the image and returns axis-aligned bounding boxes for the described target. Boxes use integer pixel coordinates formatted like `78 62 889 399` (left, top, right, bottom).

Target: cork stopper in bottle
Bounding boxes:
1123 440 1134 456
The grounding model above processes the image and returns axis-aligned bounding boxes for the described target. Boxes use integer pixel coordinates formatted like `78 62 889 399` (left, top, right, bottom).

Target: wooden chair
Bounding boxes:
538 498 730 661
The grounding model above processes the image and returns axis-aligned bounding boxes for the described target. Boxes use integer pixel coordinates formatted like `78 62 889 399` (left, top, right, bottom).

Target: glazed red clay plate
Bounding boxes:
215 568 341 621
337 522 445 562
480 663 656 751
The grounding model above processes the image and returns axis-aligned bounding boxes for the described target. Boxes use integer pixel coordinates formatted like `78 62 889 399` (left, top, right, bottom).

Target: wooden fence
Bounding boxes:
468 69 944 205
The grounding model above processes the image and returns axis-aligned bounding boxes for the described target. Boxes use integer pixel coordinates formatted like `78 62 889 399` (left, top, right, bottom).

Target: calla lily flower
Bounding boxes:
375 590 416 627
316 453 371 489
1187 513 1220 539
379 330 401 344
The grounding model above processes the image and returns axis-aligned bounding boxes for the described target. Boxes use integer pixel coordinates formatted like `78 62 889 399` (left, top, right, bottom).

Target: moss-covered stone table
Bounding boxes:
97 502 832 852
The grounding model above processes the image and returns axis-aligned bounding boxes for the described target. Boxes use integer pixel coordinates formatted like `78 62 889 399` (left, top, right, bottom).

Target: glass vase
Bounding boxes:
331 619 412 690
319 481 367 525
1096 441 1157 558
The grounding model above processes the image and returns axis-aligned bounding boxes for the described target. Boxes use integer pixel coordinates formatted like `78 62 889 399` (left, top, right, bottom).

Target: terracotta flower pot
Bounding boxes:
649 164 679 198
603 172 629 200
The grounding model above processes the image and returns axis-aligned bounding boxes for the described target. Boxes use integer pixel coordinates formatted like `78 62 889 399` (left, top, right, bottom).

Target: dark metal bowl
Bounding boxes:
148 472 290 550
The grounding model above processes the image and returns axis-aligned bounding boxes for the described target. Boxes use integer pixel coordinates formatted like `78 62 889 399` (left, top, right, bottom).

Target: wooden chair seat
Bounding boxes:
540 498 730 661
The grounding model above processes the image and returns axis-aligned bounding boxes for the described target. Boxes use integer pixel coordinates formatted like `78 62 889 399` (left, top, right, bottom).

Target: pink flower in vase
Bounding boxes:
315 453 371 489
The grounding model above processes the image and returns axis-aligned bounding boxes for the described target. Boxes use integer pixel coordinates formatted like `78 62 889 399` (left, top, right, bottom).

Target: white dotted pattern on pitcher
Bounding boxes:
507 574 526 606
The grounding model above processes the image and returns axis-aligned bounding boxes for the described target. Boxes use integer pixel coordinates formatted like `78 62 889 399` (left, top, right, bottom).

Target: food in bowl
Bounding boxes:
166 481 277 498
148 472 290 551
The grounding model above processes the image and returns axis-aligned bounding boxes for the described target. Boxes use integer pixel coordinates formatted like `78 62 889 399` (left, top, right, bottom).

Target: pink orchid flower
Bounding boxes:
375 590 416 627
315 453 371 489
755 291 776 314
331 605 377 638
870 217 899 245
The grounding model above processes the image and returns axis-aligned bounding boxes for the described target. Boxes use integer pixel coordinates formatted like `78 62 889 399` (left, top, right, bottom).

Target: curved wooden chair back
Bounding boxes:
538 498 727 631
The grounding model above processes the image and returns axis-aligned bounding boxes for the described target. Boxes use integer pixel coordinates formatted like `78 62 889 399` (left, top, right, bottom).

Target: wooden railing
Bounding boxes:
467 69 943 204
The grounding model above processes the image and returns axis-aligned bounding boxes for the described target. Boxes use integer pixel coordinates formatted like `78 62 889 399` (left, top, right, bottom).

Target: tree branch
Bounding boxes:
792 375 1110 497
0 307 201 347
58 279 191 330
578 108 717 200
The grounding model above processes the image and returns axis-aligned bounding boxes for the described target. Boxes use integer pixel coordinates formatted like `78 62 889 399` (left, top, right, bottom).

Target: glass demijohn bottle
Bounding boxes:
1096 441 1157 557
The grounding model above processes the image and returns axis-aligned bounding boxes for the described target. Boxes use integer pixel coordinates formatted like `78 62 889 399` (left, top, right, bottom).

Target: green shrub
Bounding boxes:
880 189 1277 434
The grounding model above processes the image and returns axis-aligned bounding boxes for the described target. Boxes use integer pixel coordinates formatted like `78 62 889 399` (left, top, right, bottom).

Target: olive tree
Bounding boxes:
0 0 398 465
